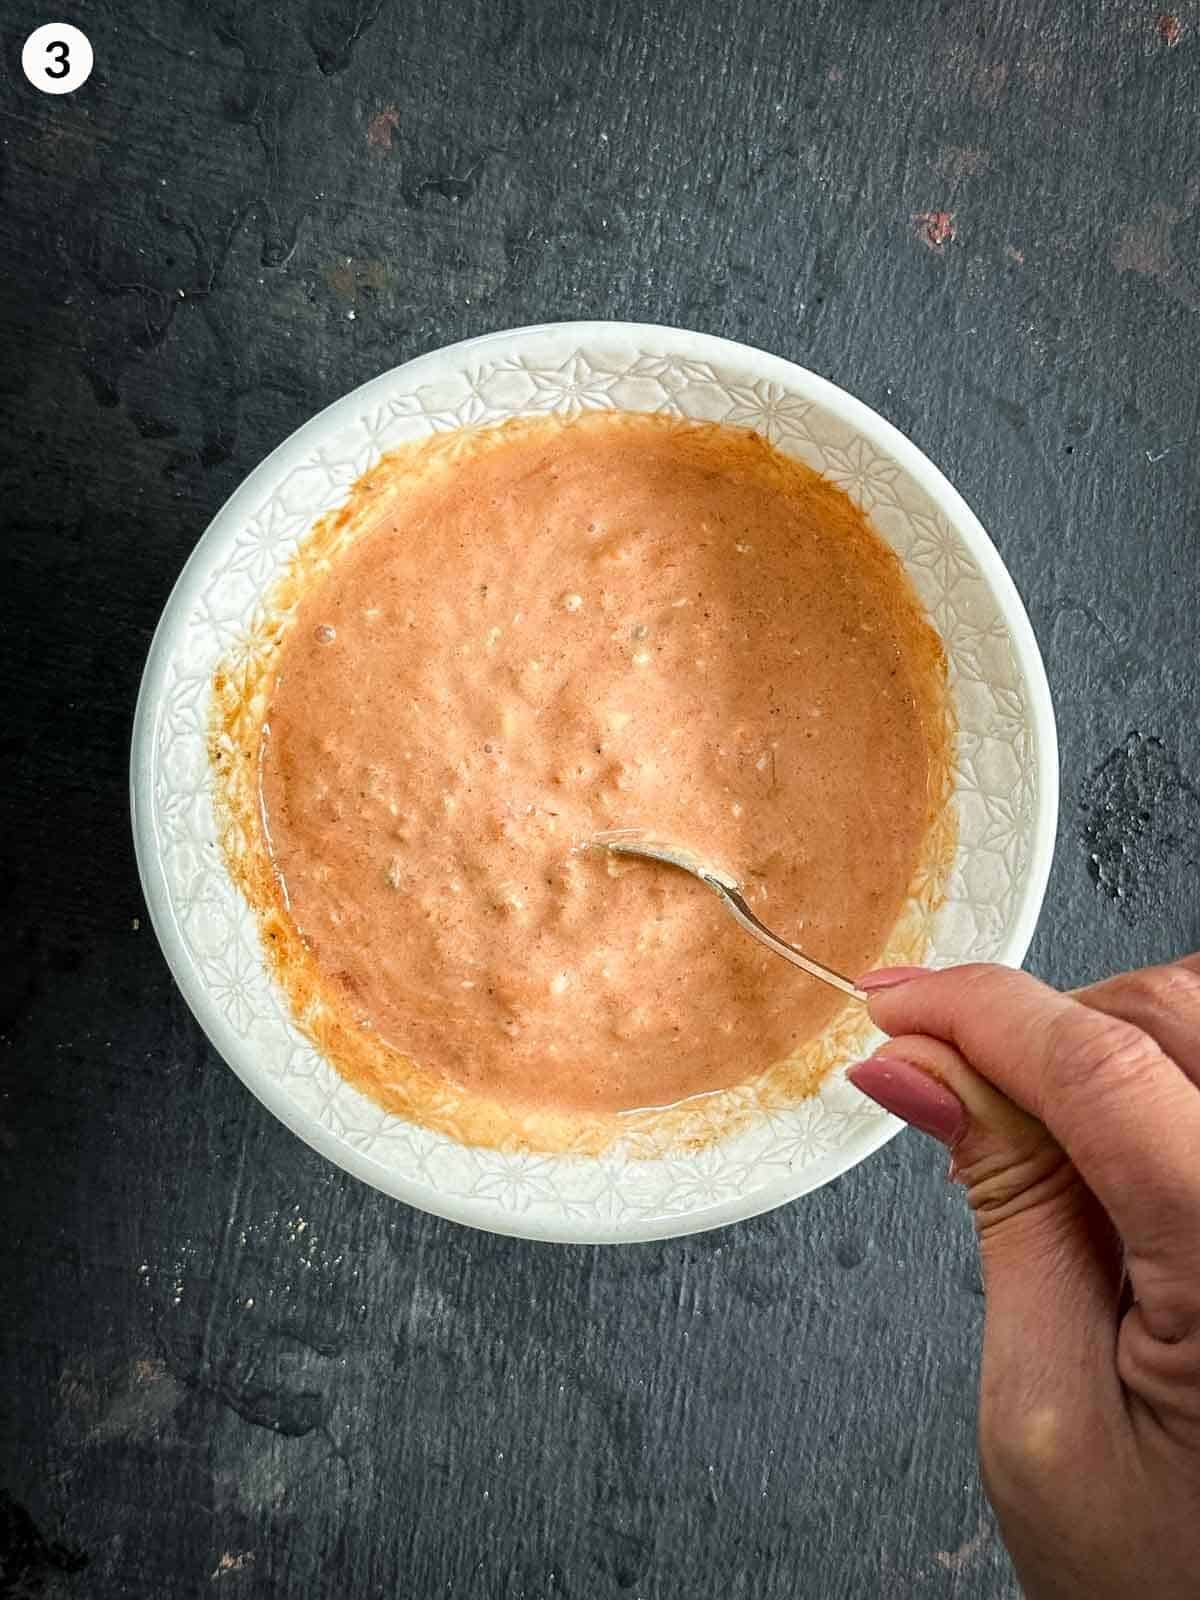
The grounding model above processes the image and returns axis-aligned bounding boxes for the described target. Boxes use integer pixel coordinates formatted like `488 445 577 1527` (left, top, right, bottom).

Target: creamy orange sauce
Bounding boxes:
220 413 953 1145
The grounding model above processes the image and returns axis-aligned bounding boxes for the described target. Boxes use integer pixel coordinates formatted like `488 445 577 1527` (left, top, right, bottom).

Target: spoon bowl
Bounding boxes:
590 829 870 1003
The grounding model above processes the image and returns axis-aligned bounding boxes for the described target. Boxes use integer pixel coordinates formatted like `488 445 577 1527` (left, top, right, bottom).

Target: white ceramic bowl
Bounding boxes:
130 322 1057 1243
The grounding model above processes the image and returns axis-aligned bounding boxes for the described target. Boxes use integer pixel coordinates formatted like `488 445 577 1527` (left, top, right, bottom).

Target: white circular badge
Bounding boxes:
22 23 93 95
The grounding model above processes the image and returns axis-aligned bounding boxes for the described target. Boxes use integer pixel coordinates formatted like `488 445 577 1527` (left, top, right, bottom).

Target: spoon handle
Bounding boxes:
708 880 869 1003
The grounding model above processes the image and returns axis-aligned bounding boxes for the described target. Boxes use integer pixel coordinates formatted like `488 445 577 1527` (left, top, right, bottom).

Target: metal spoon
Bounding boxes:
589 829 868 1003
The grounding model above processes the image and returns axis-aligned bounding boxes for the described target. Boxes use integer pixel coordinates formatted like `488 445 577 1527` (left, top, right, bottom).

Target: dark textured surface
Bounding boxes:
3 1 1200 1595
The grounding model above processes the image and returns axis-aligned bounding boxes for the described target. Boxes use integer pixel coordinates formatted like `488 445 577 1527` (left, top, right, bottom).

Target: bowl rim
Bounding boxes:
130 319 1060 1242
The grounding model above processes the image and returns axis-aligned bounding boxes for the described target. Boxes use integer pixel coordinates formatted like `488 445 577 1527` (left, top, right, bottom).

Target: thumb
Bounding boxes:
852 1035 1073 1223
849 1039 1125 1429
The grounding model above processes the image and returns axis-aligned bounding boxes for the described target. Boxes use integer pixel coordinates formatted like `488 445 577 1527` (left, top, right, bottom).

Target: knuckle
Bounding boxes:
1123 962 1200 1015
979 1400 1071 1504
1118 1299 1200 1413
962 1143 1077 1230
1044 1008 1161 1109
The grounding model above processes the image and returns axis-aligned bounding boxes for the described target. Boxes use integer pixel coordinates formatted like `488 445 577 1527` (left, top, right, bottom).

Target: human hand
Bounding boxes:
848 959 1200 1600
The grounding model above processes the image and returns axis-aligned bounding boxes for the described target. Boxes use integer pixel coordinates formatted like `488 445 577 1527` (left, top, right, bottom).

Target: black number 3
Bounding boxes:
45 39 70 78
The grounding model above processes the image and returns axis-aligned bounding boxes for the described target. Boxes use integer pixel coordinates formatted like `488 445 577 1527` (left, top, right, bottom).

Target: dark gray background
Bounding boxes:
3 0 1199 1595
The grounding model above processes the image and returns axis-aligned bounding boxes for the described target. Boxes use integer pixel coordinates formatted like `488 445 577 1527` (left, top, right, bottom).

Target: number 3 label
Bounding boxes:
22 23 93 94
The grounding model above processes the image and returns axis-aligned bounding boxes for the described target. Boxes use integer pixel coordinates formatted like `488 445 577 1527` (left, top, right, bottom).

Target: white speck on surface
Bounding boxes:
731 802 743 819
131 916 140 931
347 309 356 321
934 1522 990 1574
1145 440 1184 464
550 972 570 995
561 592 583 612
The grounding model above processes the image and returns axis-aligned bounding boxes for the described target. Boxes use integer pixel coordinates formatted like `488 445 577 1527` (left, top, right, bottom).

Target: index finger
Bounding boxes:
864 963 1200 1341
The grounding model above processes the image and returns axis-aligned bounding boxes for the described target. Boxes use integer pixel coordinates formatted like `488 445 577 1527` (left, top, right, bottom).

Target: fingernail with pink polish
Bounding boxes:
857 965 927 993
848 1055 967 1145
